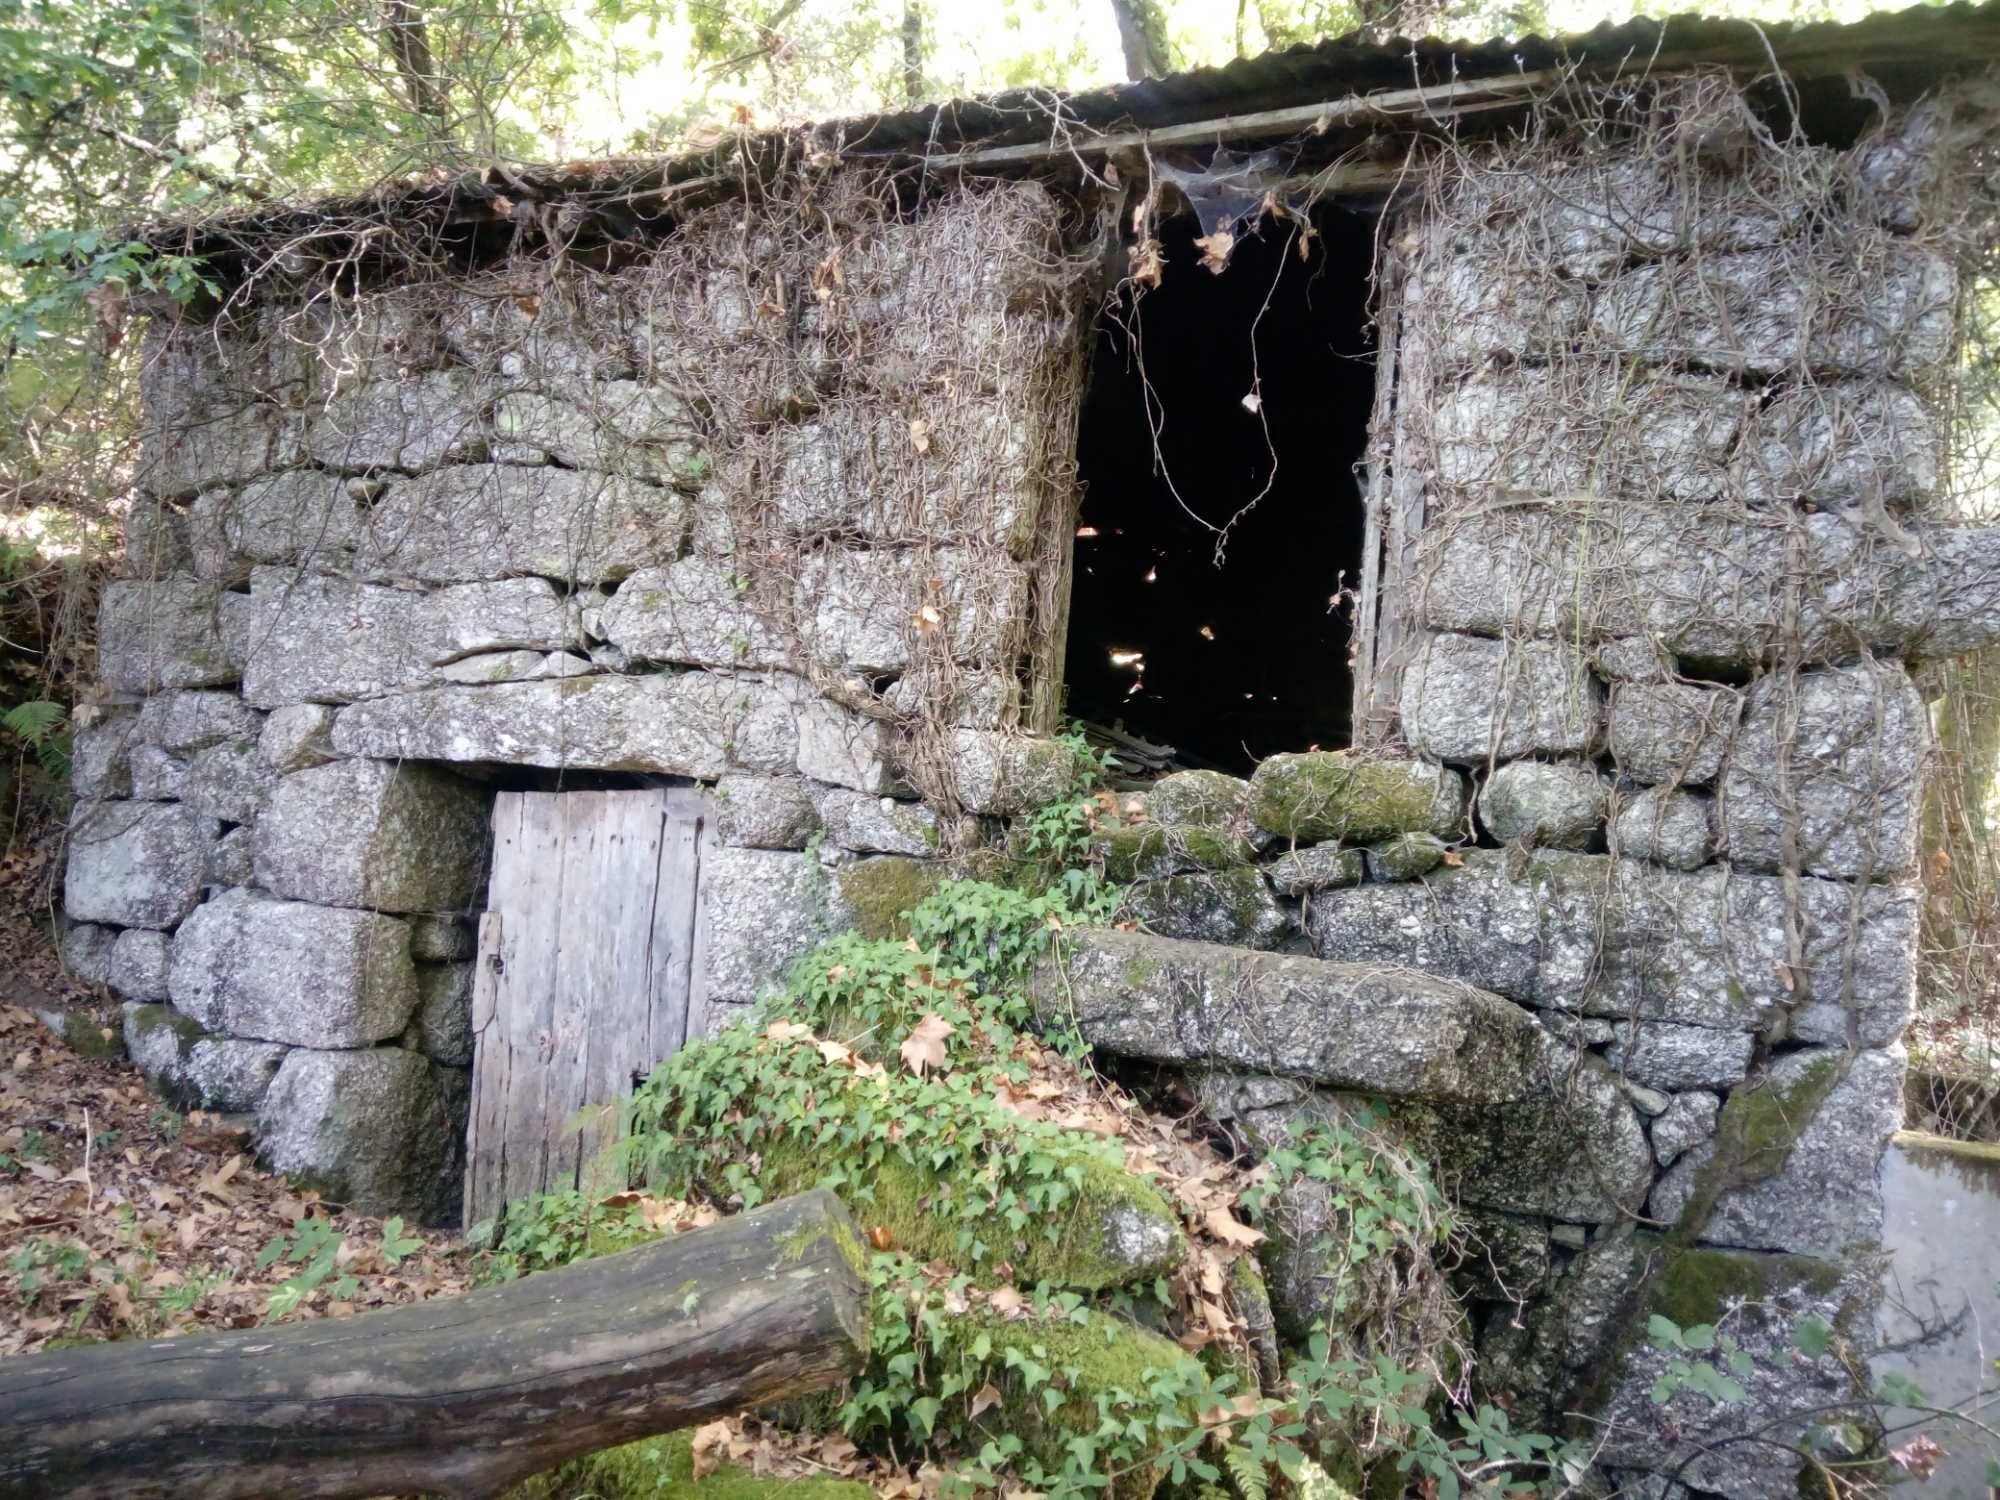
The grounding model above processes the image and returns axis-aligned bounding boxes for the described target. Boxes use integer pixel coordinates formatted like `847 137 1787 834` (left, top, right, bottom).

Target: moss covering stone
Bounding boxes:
48 1008 128 1059
1671 1052 1842 1235
509 1428 874 1500
756 1136 1184 1292
835 858 944 940
1091 825 1255 883
1246 753 1444 844
948 1305 1196 1497
1361 832 1449 882
1648 1245 1842 1330
125 1002 207 1061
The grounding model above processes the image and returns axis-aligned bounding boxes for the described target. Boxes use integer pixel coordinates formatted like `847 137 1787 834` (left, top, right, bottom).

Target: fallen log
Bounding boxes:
0 1189 870 1500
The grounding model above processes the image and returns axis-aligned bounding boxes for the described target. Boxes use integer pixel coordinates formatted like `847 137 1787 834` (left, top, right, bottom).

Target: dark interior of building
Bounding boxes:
1062 198 1378 777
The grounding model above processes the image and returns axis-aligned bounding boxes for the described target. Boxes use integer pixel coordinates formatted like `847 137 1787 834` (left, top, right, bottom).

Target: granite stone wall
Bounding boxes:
66 178 1084 1220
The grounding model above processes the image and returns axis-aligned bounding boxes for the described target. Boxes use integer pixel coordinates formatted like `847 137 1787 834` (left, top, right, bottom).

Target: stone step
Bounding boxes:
1031 928 1654 1224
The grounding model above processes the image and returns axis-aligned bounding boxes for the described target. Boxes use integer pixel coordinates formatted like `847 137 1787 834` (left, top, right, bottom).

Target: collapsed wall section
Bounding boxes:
66 174 1091 1220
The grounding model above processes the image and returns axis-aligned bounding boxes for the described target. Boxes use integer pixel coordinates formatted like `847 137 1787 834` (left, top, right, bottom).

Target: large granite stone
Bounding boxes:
797 546 1026 673
942 730 1077 815
1032 927 1547 1104
1603 1021 1755 1091
332 672 764 781
255 1047 461 1221
489 383 705 484
62 922 118 986
1651 1089 1720 1166
1400 633 1602 763
1247 752 1464 842
1607 683 1739 786
296 370 485 473
1476 761 1607 849
69 712 136 800
715 775 822 850
1432 361 1748 504
405 962 474 1066
1650 1047 1905 1257
598 556 793 669
98 580 235 694
1611 787 1715 870
1740 380 1938 510
695 845 846 1009
1417 501 2000 664
182 740 279 825
108 928 172 1001
1397 1035 1654 1223
1592 1242 1868 1497
1591 237 1954 379
128 745 189 801
257 703 338 772
1720 663 1925 881
813 788 939 856
1305 850 1914 1044
235 567 576 708
1264 843 1366 896
64 802 214 930
138 690 264 753
1117 869 1290 949
255 759 488 912
1145 771 1250 829
359 466 689 583
169 890 418 1047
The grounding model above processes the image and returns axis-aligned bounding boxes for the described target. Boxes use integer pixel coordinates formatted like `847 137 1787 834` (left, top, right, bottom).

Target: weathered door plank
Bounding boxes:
466 788 710 1227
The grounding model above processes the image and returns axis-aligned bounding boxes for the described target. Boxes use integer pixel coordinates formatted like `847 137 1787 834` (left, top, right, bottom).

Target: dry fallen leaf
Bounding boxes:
765 1021 813 1043
691 1420 734 1480
899 1014 953 1077
1202 1207 1266 1248
908 417 932 454
985 1286 1026 1319
968 1381 1003 1419
866 1226 895 1250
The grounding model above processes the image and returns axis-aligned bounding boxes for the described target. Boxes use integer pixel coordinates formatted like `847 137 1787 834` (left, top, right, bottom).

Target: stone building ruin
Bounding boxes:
60 7 2000 1492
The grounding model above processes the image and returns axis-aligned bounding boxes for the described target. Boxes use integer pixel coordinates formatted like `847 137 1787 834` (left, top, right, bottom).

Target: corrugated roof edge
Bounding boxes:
130 1 2000 263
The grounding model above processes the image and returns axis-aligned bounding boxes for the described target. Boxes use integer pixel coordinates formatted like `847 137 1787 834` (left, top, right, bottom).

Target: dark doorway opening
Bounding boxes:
1063 203 1376 777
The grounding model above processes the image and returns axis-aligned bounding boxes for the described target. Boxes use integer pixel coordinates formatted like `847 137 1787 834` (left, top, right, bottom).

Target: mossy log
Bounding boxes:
0 1190 871 1500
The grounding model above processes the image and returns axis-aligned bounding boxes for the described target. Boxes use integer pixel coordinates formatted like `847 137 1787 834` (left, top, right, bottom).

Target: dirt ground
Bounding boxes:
0 830 474 1357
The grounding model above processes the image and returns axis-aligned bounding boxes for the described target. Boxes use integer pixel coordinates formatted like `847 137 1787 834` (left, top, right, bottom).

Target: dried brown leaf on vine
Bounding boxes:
908 417 932 453
1194 230 1235 274
1129 238 1164 288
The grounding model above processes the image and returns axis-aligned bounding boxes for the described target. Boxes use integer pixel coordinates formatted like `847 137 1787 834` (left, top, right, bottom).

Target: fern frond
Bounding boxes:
3 699 66 745
1223 1443 1269 1500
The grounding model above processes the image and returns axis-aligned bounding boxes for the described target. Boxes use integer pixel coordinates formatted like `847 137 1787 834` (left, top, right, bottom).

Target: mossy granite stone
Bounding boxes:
1247 752 1463 843
1117 868 1289 950
255 1046 463 1221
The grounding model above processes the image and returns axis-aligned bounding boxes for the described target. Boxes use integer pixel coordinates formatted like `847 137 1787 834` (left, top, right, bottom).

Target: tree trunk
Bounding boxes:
901 1 925 107
1107 0 1173 80
0 1190 870 1500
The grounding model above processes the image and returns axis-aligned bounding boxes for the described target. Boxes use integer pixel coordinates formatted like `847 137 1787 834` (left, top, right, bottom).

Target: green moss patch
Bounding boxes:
1246 753 1440 843
1672 1054 1842 1236
1092 825 1254 883
756 1135 1183 1293
836 858 944 941
1648 1245 1842 1330
509 1429 874 1500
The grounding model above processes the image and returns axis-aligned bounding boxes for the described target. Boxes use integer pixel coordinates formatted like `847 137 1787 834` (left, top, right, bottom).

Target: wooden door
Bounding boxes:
463 787 712 1227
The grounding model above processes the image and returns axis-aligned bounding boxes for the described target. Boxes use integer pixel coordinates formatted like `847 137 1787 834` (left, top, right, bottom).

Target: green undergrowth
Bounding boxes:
491 740 1592 1500
508 1428 873 1500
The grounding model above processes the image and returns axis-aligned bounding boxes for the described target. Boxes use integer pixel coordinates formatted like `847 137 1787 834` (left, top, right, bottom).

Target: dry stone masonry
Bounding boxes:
59 63 2000 1498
